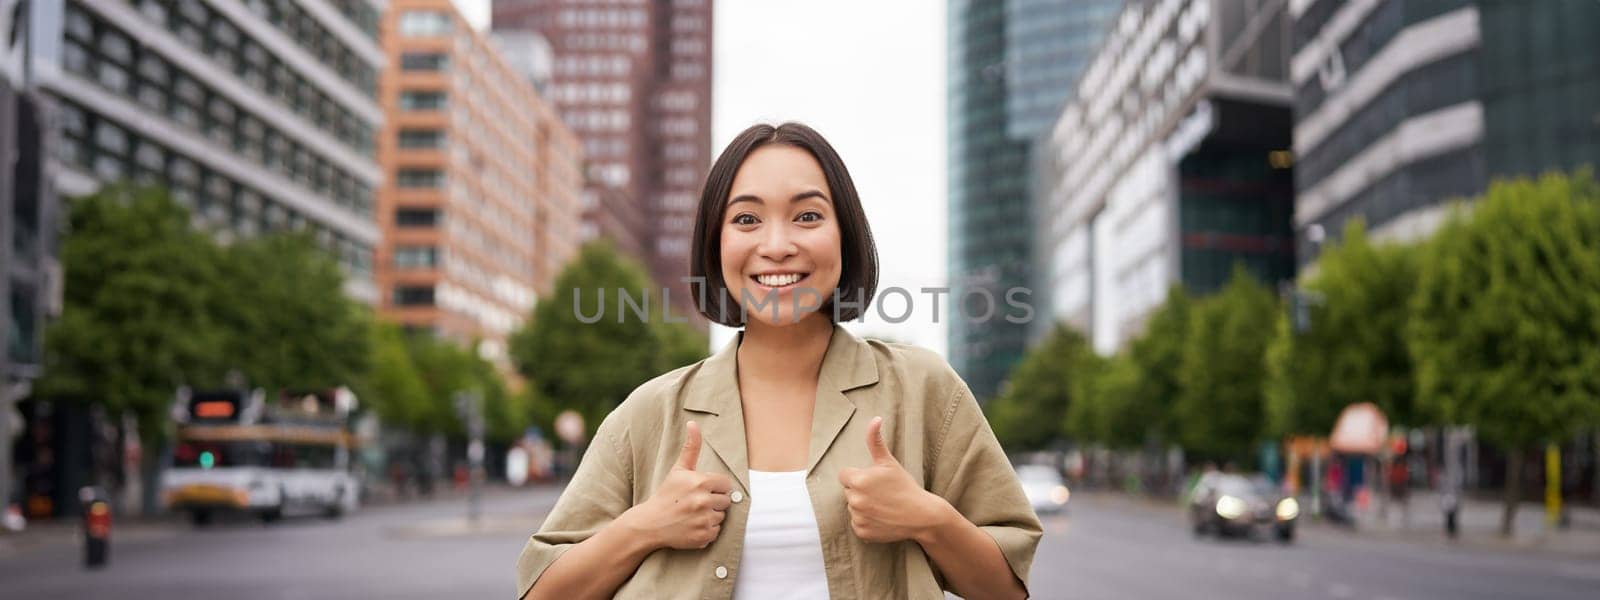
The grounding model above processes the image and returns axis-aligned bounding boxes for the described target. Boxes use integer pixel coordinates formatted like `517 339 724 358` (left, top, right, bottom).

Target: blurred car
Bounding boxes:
1016 465 1071 515
1188 473 1297 542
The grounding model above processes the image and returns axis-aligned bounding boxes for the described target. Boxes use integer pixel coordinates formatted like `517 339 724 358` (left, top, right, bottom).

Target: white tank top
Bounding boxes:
733 469 831 599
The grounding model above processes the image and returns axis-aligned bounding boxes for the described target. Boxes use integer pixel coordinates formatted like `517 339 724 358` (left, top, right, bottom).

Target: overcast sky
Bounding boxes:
458 1 950 355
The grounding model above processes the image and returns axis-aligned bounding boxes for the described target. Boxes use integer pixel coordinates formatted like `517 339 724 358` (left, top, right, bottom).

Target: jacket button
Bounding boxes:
715 565 729 579
730 491 744 503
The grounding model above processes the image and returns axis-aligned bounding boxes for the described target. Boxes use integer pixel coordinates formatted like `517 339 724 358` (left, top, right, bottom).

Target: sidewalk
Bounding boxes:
1307 490 1600 558
0 480 568 559
0 515 183 560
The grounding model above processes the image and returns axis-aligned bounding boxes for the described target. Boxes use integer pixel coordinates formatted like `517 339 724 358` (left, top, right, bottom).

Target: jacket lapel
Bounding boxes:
681 325 882 488
805 326 880 476
682 335 749 490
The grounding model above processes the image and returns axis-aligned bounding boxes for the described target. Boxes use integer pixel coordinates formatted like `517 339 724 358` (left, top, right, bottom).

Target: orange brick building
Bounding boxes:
377 0 582 364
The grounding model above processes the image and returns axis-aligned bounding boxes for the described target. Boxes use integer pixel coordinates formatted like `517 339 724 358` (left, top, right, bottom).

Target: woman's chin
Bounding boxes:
742 308 825 328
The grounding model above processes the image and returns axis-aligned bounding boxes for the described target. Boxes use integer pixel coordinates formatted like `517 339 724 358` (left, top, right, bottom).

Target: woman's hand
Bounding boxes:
837 417 955 544
619 421 734 551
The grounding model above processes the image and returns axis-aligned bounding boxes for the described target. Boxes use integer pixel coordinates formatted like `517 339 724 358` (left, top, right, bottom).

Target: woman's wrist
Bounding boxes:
612 505 664 557
912 491 962 547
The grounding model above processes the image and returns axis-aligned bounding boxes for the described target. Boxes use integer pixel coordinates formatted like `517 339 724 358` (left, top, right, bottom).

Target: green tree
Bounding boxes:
1408 170 1600 536
1174 266 1279 465
212 233 371 392
34 185 227 513
1264 221 1420 438
355 323 431 431
509 242 663 438
403 334 517 439
654 320 710 373
1098 355 1157 450
1121 286 1192 445
988 324 1097 450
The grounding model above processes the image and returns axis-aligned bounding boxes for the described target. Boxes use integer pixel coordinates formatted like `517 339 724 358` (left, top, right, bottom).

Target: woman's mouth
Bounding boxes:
751 272 809 289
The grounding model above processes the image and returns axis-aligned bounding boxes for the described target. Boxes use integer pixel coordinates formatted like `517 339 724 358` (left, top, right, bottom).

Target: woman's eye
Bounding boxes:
796 211 823 223
731 214 758 226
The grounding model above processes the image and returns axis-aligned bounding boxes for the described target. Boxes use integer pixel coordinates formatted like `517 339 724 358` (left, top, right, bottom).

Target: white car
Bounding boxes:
1016 465 1071 515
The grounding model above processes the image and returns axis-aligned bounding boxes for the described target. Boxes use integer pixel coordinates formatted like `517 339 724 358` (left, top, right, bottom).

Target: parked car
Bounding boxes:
1188 472 1297 542
1016 465 1071 515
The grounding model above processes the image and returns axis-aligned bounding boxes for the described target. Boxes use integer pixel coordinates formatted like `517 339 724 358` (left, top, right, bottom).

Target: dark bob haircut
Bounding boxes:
689 122 879 327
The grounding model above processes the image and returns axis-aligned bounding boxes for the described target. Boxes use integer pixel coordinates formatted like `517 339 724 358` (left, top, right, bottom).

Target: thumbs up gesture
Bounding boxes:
622 421 734 550
837 417 951 544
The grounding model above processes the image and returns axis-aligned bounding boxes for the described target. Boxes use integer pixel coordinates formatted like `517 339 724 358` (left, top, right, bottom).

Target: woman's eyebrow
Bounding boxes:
729 189 829 206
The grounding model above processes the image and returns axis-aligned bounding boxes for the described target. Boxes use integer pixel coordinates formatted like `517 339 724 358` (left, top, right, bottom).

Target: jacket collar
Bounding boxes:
682 324 880 489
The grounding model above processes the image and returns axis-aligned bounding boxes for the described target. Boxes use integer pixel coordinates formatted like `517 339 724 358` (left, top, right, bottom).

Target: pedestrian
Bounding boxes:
1389 456 1410 527
515 123 1041 599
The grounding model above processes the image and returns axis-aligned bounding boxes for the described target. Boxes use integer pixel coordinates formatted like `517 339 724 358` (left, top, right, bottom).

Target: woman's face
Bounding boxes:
719 144 843 328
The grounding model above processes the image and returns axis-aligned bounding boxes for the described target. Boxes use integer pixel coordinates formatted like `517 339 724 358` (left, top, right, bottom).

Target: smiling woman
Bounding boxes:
516 123 1040 600
691 124 877 328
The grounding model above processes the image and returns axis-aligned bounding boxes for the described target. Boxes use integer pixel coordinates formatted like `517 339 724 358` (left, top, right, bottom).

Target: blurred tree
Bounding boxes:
988 324 1096 450
1264 221 1420 438
1174 266 1278 465
355 323 431 432
509 242 663 438
403 334 517 440
34 185 227 514
1408 170 1600 537
1094 356 1158 451
654 320 710 373
212 233 371 393
1121 286 1192 445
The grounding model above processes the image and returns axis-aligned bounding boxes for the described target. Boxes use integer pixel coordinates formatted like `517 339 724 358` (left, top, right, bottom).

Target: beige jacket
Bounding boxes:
515 325 1042 599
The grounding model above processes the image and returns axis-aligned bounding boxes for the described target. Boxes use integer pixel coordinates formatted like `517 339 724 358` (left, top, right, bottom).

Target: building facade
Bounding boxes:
378 0 582 363
948 0 1121 399
1290 0 1600 260
0 0 386 518
1044 0 1297 355
1 73 59 523
1 0 386 302
491 0 712 322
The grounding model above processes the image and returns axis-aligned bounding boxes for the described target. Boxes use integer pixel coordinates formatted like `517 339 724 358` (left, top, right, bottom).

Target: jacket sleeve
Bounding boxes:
515 411 634 599
926 380 1044 595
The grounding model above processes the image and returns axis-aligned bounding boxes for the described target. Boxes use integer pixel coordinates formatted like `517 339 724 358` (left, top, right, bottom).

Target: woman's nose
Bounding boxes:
757 225 798 260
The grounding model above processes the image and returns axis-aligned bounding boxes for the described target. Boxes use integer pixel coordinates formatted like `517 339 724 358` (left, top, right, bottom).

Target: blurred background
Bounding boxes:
1 0 1599 598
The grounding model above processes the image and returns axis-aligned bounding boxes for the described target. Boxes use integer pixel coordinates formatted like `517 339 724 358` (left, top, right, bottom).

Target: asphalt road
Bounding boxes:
1032 493 1600 599
1 485 1596 599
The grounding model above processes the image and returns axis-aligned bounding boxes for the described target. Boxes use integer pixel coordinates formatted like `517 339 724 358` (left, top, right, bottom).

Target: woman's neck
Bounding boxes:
737 313 834 383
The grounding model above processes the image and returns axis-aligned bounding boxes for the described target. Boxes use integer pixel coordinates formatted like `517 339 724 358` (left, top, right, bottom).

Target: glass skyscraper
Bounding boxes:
947 0 1121 400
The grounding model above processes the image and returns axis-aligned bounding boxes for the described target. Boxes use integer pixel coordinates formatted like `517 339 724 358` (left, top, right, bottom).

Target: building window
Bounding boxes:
398 129 444 148
398 11 453 37
397 168 444 188
395 208 440 227
400 52 450 71
393 246 439 269
399 90 448 111
392 286 436 306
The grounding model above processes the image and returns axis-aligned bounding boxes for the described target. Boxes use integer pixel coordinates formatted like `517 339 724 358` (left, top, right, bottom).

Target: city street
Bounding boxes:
1033 493 1599 600
2 485 1597 599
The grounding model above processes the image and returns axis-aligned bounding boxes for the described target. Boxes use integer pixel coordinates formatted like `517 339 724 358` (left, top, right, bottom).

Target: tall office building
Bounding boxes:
0 0 385 518
1044 0 1297 354
0 0 386 302
1290 0 1600 259
378 0 582 363
1 73 56 522
948 0 1121 399
492 0 713 323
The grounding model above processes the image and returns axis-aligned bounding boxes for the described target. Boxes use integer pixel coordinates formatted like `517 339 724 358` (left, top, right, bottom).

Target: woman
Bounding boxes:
516 123 1041 599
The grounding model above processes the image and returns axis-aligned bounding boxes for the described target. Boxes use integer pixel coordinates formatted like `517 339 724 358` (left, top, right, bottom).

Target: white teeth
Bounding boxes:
756 273 803 287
